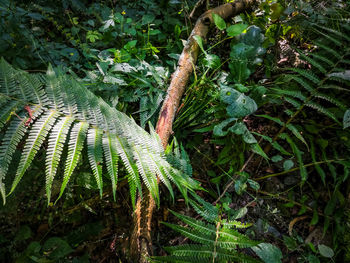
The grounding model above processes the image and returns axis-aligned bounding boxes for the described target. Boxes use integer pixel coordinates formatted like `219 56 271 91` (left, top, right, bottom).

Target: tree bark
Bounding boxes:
129 0 257 261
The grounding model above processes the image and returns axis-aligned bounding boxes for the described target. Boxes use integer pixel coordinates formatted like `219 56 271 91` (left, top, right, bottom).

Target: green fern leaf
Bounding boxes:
45 116 74 204
115 136 141 208
0 101 23 129
319 84 349 92
298 51 327 74
87 127 103 196
134 147 159 204
312 28 343 46
288 68 320 84
287 75 315 93
311 53 334 67
284 96 302 108
286 123 308 149
10 110 59 194
315 42 342 60
0 59 201 205
305 101 340 124
0 114 28 204
45 65 65 111
103 132 119 201
57 121 89 201
313 92 347 110
279 133 307 182
160 244 259 262
252 132 291 156
256 114 284 126
310 139 326 185
313 24 350 42
271 88 306 101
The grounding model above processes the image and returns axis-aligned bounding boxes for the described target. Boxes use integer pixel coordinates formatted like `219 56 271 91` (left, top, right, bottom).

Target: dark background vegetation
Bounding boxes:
0 0 349 262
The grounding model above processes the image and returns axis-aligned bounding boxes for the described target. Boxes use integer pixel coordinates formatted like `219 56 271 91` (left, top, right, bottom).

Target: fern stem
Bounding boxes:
255 190 325 217
255 159 343 181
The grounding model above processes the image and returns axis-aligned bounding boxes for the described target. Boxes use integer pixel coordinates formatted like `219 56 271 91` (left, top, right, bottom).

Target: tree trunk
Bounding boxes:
129 0 257 261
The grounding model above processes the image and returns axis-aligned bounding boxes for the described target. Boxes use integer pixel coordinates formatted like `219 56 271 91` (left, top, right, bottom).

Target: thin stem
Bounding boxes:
256 159 344 181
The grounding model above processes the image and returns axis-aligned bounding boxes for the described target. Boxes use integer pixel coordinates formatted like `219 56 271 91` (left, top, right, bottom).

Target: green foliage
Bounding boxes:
0 59 199 206
152 198 282 263
229 26 266 83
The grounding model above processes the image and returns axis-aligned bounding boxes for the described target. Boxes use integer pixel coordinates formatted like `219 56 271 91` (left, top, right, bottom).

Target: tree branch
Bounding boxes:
130 1 257 261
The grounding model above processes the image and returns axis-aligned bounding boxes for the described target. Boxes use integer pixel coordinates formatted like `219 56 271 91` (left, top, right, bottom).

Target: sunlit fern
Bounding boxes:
0 59 200 205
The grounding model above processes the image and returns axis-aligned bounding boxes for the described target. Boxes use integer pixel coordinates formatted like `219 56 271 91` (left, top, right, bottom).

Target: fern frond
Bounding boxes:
0 59 200 205
0 101 23 129
169 210 216 233
87 127 104 196
288 68 320 84
310 138 326 185
102 132 119 201
313 92 347 110
0 114 28 204
10 110 59 194
115 136 142 208
271 88 306 101
279 133 307 182
158 244 259 263
313 23 350 42
57 121 89 201
252 132 291 156
319 84 349 92
286 123 308 149
310 53 334 67
305 101 340 124
315 41 342 60
284 96 302 108
45 116 74 204
287 75 315 93
298 52 327 74
312 27 343 46
45 65 65 111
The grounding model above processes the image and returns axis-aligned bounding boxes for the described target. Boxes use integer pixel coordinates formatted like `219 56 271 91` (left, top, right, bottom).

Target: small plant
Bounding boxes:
152 197 282 263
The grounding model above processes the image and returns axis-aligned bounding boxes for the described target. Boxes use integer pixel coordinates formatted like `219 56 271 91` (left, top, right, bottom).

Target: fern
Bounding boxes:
151 202 281 263
152 210 261 262
0 59 199 205
261 14 350 184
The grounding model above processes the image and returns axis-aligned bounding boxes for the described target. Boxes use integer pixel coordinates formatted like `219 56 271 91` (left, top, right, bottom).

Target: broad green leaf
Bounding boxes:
310 209 319 225
193 35 206 54
213 118 236 137
43 237 73 260
141 14 155 25
271 155 283 162
204 54 221 69
226 23 248 37
318 244 334 258
307 254 320 263
270 3 284 21
252 243 283 263
220 86 257 118
283 160 294 170
248 179 260 190
212 13 226 30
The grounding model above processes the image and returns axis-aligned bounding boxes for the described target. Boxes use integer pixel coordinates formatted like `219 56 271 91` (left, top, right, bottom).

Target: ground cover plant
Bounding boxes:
0 0 349 262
